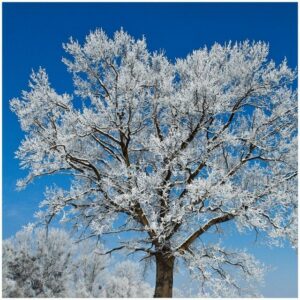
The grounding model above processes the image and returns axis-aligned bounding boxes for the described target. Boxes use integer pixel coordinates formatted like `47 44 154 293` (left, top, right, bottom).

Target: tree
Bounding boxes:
3 226 153 298
69 242 153 297
3 226 76 297
98 260 153 297
10 29 297 297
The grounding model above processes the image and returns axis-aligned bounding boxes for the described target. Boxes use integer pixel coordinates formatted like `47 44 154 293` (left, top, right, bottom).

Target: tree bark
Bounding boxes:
154 253 175 298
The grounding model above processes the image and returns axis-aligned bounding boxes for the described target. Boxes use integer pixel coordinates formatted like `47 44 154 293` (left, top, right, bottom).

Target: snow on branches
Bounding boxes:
11 29 297 296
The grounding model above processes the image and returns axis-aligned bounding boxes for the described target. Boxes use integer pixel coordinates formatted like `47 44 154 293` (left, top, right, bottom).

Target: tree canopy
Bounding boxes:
11 29 297 297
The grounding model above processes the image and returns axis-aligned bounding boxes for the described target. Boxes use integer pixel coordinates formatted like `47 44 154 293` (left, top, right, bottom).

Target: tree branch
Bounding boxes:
177 213 235 252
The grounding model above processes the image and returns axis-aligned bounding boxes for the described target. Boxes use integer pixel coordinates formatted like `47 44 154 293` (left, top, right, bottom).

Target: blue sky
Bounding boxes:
3 2 297 297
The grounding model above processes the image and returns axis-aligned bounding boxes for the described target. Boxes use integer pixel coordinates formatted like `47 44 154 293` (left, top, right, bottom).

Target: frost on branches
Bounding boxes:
3 227 74 297
2 226 152 298
11 29 297 297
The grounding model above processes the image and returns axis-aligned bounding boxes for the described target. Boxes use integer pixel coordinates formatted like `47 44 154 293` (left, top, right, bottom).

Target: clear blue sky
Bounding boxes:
3 2 297 297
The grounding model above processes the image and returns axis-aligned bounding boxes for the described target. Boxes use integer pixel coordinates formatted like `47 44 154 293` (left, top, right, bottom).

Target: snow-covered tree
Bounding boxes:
3 226 75 297
64 238 108 298
68 241 153 297
10 29 297 297
2 226 153 298
99 260 153 297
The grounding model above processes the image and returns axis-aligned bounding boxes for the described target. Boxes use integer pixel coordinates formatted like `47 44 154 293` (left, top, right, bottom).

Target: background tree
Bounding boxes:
3 227 76 297
98 260 153 298
11 29 297 297
3 226 152 298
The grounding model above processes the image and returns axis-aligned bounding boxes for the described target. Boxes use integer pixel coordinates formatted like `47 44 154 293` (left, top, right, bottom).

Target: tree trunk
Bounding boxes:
154 254 175 298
